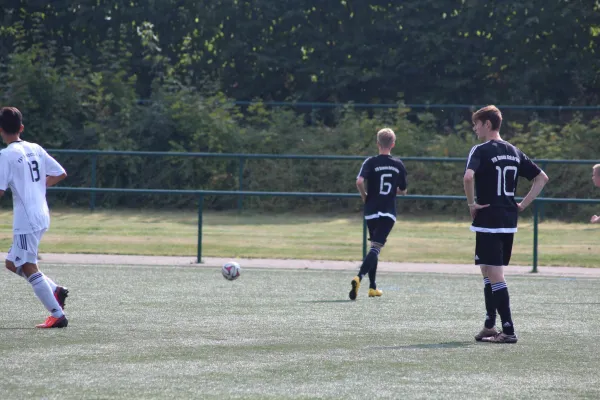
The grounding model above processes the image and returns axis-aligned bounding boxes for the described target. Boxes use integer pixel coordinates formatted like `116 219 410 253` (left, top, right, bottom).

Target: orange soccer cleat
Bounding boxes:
36 315 69 329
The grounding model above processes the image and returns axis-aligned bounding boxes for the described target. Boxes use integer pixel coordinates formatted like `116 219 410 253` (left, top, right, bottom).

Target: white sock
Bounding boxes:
28 272 64 318
43 274 58 292
17 270 58 292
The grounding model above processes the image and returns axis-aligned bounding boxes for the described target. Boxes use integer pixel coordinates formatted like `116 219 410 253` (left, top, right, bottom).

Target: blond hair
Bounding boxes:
377 128 396 149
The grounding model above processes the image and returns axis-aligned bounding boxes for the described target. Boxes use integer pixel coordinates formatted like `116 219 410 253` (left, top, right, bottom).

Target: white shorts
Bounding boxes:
6 229 46 267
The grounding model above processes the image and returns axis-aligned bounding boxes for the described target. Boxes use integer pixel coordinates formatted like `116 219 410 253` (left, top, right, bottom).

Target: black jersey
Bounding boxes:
357 154 408 221
466 140 541 233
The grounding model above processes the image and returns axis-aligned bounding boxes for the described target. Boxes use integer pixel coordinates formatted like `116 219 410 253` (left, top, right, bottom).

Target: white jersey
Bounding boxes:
0 141 66 234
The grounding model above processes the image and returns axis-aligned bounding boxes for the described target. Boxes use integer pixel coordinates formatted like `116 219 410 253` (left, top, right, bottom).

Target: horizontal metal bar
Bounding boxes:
203 100 600 111
45 149 599 165
46 187 600 204
533 197 600 205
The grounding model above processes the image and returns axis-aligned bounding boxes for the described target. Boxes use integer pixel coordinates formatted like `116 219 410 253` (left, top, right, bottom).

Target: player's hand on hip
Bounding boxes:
517 202 526 212
591 215 600 224
468 203 489 219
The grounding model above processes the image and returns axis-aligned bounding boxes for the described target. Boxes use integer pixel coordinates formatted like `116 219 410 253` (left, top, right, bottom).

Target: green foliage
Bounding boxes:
1 1 599 217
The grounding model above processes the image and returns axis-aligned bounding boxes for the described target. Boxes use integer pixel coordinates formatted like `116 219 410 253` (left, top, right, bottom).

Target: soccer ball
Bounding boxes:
222 261 241 281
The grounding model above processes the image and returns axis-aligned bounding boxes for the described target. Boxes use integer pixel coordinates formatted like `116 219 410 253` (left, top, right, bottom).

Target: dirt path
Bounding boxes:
28 253 600 278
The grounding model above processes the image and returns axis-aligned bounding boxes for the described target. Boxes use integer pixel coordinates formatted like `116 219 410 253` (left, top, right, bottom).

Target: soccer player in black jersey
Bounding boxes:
464 106 549 343
590 165 600 224
349 128 408 300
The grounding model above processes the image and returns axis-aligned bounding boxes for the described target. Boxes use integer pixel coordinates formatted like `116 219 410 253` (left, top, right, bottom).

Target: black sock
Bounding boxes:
492 281 514 335
357 247 380 280
368 258 379 289
483 277 496 329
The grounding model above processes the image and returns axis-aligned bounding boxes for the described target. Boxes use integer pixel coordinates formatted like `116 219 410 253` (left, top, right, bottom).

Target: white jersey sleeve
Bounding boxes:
42 148 66 177
0 151 12 191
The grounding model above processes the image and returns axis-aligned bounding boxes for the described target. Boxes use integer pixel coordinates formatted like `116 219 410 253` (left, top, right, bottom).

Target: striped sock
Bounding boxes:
483 278 496 329
368 258 379 289
358 246 381 280
491 281 514 335
17 271 58 292
28 272 63 318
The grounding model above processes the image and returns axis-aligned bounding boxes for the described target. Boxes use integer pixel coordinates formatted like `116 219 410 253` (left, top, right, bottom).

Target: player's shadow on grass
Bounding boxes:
0 327 37 330
370 341 472 350
302 300 352 303
540 302 600 305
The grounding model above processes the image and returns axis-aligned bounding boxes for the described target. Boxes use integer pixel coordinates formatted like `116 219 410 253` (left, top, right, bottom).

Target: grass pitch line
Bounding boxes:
21 252 600 278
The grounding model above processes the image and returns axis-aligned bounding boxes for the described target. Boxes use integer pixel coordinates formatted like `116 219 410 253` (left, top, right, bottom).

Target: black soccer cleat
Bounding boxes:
54 286 69 310
349 276 360 300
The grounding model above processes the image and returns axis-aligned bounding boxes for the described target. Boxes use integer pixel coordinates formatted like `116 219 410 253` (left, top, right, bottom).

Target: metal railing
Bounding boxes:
231 100 600 111
47 149 600 215
47 186 600 273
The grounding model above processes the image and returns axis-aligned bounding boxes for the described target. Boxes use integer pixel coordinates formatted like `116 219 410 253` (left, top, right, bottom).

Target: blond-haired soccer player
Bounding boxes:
349 128 408 300
464 105 548 343
590 164 600 224
0 107 69 328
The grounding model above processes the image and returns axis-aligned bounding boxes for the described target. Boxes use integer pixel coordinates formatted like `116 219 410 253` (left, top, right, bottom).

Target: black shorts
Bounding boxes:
367 217 395 246
475 232 514 266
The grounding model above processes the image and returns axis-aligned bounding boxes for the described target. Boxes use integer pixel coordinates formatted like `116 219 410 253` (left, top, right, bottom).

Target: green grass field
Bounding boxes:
1 209 598 267
1 264 599 399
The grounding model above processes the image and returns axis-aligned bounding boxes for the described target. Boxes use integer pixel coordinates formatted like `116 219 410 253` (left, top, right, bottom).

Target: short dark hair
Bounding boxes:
0 107 23 134
472 105 502 131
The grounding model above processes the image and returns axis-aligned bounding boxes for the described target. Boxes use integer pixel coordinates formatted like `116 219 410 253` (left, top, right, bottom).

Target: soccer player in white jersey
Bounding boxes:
0 107 69 328
590 164 600 224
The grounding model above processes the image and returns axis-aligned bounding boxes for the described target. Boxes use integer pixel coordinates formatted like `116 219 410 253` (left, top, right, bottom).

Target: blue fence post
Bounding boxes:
238 157 245 212
532 201 539 273
197 194 204 263
538 162 548 221
90 154 97 211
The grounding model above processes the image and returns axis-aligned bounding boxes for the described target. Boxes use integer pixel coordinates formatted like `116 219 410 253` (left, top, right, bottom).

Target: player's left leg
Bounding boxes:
5 232 68 309
482 234 516 343
474 233 499 340
7 232 68 328
367 217 394 297
350 219 377 300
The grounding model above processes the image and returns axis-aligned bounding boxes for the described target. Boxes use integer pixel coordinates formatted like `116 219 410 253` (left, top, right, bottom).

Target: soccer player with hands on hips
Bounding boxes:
591 164 600 224
0 107 70 328
464 105 549 343
350 128 407 300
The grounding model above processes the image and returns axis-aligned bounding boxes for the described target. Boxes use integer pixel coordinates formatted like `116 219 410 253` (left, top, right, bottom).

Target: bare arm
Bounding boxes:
517 171 549 211
0 190 4 198
463 169 489 219
463 169 476 205
397 187 407 196
356 177 367 203
46 172 67 188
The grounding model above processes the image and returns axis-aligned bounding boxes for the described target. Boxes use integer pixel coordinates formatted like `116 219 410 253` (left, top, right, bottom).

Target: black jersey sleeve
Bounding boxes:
466 145 481 172
357 157 373 179
518 149 542 180
397 160 408 191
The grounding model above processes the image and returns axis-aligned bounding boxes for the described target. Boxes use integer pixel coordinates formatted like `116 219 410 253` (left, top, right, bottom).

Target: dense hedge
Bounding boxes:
1 9 599 219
